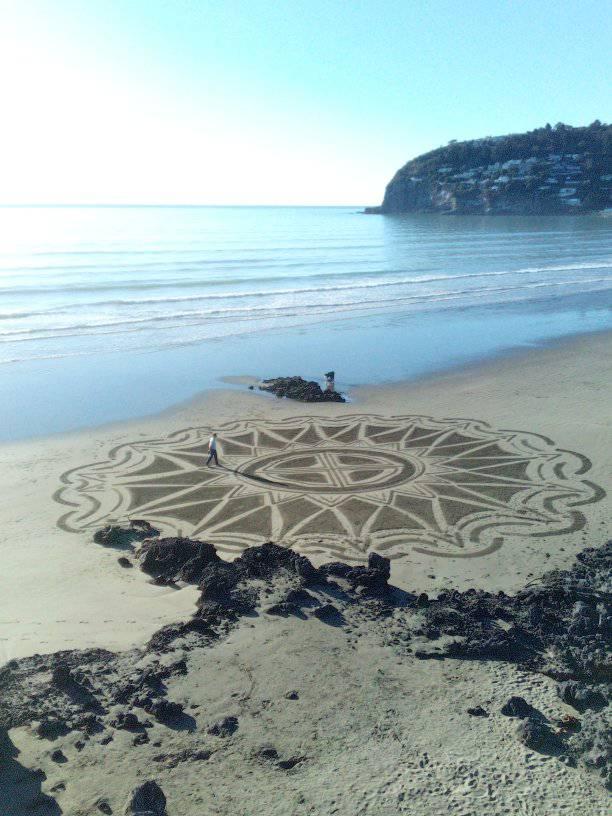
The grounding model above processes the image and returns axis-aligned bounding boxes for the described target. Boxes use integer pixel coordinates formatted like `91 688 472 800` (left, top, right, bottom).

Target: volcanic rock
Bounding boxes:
94 520 159 549
516 718 563 754
112 711 141 731
264 601 300 617
148 700 184 722
36 717 70 739
259 376 345 402
139 537 219 582
73 713 102 735
284 588 316 606
237 542 318 583
501 696 534 718
124 780 166 815
312 603 343 624
557 681 607 712
566 710 612 788
51 663 72 688
208 715 238 737
319 562 353 580
347 552 391 591
467 706 489 717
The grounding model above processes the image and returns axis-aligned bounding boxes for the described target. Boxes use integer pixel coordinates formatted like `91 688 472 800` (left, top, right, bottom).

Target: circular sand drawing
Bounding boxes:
55 414 603 561
237 447 421 493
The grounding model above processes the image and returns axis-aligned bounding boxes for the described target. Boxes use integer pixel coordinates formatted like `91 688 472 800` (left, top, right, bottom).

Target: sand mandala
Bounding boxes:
55 414 603 561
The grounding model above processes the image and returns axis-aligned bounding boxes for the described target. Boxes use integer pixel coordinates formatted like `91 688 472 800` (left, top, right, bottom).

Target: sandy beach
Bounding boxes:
1 330 610 815
2 330 610 662
1 3 610 813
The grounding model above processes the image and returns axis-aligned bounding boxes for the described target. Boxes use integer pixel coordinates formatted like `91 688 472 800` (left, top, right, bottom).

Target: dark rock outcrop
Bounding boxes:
208 715 238 737
124 780 166 815
259 376 345 403
319 552 392 592
567 710 612 789
138 539 321 612
347 552 391 590
312 603 343 623
50 664 72 689
467 706 489 717
94 520 159 550
501 696 535 718
138 537 219 582
36 717 70 740
419 541 611 683
557 680 607 712
148 700 184 723
516 718 563 754
111 711 142 731
1 526 610 799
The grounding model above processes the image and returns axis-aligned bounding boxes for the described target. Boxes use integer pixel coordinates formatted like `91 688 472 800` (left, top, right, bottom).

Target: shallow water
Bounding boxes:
0 206 610 440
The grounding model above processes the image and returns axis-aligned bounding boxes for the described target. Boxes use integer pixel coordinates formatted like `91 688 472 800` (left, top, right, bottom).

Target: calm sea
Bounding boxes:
1 206 611 439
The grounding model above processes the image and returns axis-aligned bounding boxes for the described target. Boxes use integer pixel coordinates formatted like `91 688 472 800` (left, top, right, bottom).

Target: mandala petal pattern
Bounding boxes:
54 414 604 561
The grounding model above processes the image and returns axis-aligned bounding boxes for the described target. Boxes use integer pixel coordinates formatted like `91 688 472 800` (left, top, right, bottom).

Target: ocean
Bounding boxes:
1 205 611 440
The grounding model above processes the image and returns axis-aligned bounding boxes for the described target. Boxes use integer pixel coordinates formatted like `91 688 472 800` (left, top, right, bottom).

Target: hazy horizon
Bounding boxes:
0 0 610 206
0 202 367 209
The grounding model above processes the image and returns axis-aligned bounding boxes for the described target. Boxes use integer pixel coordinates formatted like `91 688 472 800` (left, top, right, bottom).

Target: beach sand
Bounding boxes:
2 330 609 664
1 331 610 815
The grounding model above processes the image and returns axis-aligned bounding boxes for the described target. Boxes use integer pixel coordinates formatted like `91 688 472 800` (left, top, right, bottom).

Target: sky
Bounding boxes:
0 0 609 205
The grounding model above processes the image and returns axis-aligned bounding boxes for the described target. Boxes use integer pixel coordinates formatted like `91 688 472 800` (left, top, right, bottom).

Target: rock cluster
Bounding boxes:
0 529 609 811
417 543 610 683
321 552 391 590
500 696 534 718
516 718 563 754
93 519 159 549
125 780 166 815
259 376 345 402
410 541 611 787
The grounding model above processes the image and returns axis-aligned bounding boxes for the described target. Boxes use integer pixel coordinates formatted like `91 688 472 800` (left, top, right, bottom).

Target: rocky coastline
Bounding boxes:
1 521 609 813
366 122 611 215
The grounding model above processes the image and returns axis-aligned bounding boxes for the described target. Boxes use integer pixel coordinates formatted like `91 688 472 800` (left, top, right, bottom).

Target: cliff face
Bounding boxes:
367 122 612 215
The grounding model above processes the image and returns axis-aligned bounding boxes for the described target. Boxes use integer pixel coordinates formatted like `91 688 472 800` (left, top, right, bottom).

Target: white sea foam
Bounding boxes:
0 206 610 366
1 260 610 317
1 277 610 348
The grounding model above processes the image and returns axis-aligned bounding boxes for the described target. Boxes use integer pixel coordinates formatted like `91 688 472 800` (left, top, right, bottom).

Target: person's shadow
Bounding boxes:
214 465 290 489
0 728 62 815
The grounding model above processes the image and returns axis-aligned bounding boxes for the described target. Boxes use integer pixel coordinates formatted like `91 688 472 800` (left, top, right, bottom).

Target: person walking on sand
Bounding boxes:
206 432 219 466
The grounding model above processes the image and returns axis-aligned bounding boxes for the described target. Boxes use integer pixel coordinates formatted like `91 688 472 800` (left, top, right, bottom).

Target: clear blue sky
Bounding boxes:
0 0 609 205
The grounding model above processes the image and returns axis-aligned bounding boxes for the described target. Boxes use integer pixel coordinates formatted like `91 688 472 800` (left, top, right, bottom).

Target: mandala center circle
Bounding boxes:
236 446 420 493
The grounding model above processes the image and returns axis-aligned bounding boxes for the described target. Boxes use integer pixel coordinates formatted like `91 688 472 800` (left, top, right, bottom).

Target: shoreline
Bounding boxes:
2 324 611 450
2 281 611 444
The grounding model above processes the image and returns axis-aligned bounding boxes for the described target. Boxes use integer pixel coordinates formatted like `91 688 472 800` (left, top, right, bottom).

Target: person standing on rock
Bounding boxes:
206 432 220 466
